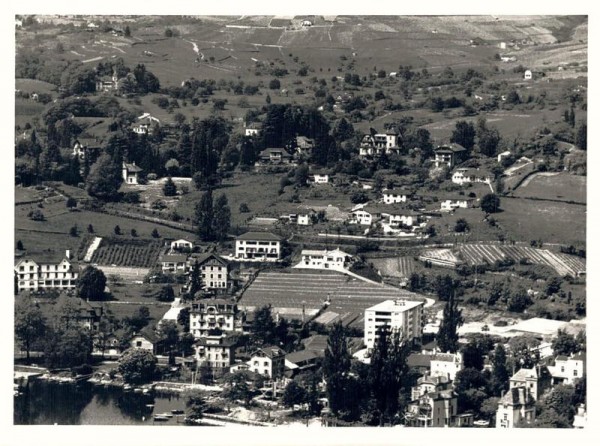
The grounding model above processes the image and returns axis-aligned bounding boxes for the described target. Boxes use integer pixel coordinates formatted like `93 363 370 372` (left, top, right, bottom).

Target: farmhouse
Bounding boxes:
190 299 238 338
160 253 189 274
130 328 164 355
194 335 236 372
14 250 79 292
92 330 124 357
440 196 475 212
451 168 493 186
433 144 467 168
496 387 536 428
359 127 401 158
132 113 160 135
245 122 261 137
248 346 286 379
72 299 104 332
256 148 294 166
298 248 352 270
122 162 142 185
364 299 424 350
170 239 193 252
235 231 282 262
382 189 410 204
192 252 230 291
351 204 421 228
72 138 102 160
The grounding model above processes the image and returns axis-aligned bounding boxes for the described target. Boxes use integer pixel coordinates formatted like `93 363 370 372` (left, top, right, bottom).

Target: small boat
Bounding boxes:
156 413 173 418
153 415 169 422
123 384 133 391
145 404 155 408
171 409 184 415
133 388 143 394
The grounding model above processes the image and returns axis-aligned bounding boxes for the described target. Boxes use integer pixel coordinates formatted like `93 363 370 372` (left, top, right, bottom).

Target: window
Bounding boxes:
136 341 142 347
561 366 565 373
574 370 578 376
264 361 268 367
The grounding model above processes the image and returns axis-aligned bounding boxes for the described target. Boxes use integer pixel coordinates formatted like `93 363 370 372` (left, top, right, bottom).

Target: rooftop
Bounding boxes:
301 248 351 258
366 299 424 313
236 231 283 242
191 252 229 267
435 143 466 154
162 254 188 263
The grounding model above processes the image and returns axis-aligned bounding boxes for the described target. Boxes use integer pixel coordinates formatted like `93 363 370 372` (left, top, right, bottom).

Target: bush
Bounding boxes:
28 209 45 221
350 191 369 204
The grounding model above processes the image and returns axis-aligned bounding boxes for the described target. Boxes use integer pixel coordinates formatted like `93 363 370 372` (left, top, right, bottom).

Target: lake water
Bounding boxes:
14 380 192 425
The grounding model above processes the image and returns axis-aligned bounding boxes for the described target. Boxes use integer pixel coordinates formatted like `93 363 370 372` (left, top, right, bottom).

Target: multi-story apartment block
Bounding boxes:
364 299 424 350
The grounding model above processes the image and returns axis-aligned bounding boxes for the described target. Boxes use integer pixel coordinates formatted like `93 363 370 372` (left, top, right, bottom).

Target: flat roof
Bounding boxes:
366 299 424 313
237 231 283 242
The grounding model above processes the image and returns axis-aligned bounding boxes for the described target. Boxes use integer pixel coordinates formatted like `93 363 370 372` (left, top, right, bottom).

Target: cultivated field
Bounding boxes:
90 238 163 268
239 269 425 328
370 256 421 278
97 266 151 283
513 172 586 203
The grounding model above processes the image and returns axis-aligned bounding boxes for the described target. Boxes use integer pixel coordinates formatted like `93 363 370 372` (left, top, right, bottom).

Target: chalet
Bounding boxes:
122 162 142 185
170 239 193 252
496 387 536 428
15 250 78 292
451 168 492 186
351 204 421 228
245 122 261 137
440 196 474 212
433 144 467 168
359 127 401 158
132 113 160 135
294 136 315 160
190 299 239 338
256 148 294 166
299 248 352 270
382 189 410 204
161 253 189 274
248 346 286 379
92 330 124 358
72 299 104 332
194 336 236 373
547 353 585 385
130 329 163 355
193 253 230 291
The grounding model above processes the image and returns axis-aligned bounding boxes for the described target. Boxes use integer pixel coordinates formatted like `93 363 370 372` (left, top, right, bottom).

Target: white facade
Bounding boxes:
248 347 286 379
300 249 351 270
190 300 238 339
496 387 536 428
194 336 235 370
382 190 408 204
171 239 193 251
524 70 533 80
245 128 259 137
547 354 585 385
441 199 471 211
198 257 229 290
235 233 282 261
451 168 492 186
313 174 329 184
351 209 373 226
430 352 463 381
364 299 424 350
386 212 416 228
15 254 78 292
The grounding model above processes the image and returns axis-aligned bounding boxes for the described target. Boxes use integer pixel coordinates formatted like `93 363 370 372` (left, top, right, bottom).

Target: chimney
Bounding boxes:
65 249 71 260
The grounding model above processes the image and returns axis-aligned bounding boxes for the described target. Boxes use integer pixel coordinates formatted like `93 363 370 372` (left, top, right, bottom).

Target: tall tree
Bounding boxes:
481 193 501 214
194 189 214 241
85 153 123 201
185 389 207 420
251 305 276 346
491 344 509 395
15 295 47 360
450 120 476 152
436 291 464 353
118 349 157 384
213 194 231 242
575 122 587 150
323 321 352 416
188 261 202 299
77 266 107 301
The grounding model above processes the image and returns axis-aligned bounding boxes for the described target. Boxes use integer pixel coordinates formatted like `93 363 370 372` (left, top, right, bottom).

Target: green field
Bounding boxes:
513 172 586 203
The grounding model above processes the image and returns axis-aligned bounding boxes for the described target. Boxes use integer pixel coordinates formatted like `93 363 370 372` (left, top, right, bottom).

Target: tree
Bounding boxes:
508 336 540 371
16 240 24 251
158 320 179 365
69 225 78 237
163 176 178 196
507 288 532 313
44 326 93 369
269 79 281 90
294 164 309 187
185 389 207 420
575 123 587 150
323 321 352 416
15 295 47 360
188 261 202 299
77 266 107 301
450 120 476 152
461 339 486 371
87 224 94 234
158 284 175 302
251 305 276 346
85 153 123 201
436 291 464 353
222 372 253 407
552 330 580 357
151 228 160 238
114 225 121 235
213 194 231 242
491 344 509 395
118 349 157 384
195 190 214 241
481 193 501 213
282 381 308 409
454 218 470 233
130 228 138 237
66 197 77 210
124 25 131 37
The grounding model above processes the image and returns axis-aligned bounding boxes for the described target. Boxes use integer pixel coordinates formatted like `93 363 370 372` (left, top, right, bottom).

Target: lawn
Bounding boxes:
513 172 586 203
495 197 585 245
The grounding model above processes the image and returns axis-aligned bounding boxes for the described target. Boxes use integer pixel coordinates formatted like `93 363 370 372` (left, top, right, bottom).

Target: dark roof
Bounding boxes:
15 252 74 266
136 328 160 344
162 254 188 263
123 163 143 173
555 355 569 361
192 252 229 267
572 353 586 362
285 349 323 364
407 353 433 368
363 204 421 217
301 335 328 353
259 148 292 158
74 137 102 148
236 231 283 242
254 346 286 359
196 336 237 348
435 143 466 154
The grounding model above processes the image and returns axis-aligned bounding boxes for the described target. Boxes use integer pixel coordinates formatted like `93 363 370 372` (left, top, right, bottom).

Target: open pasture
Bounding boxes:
513 172 586 203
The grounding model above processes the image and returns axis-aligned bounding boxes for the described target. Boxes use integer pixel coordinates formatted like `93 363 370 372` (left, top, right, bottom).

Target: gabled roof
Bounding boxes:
162 254 188 263
123 163 143 173
363 204 421 217
407 353 433 368
193 252 229 267
253 345 286 359
259 148 292 158
285 349 322 364
135 328 160 344
382 189 411 196
435 143 466 154
511 367 538 381
236 231 283 242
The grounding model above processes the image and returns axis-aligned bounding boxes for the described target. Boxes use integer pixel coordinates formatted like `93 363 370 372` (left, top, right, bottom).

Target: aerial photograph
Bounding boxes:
13 13 587 430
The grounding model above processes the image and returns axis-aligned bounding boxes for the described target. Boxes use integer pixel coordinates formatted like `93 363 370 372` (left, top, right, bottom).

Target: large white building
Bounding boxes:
299 248 352 270
364 299 424 350
189 299 239 339
235 232 282 262
14 251 79 292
